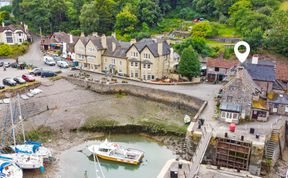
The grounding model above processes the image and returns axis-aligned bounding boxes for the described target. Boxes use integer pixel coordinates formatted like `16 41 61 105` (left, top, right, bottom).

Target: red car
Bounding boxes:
22 74 35 82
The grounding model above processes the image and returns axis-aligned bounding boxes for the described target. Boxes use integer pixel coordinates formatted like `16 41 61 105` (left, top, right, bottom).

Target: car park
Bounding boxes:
3 78 17 86
22 74 35 82
13 77 27 84
57 61 69 68
44 56 56 66
41 71 56 78
29 68 42 76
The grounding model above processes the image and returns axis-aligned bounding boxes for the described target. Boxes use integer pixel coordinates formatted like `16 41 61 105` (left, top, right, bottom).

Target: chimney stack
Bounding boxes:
170 48 174 61
236 66 244 79
111 32 116 38
92 32 98 37
158 40 163 56
112 42 116 51
80 32 85 37
101 34 107 49
24 24 28 33
130 39 136 45
2 22 4 27
252 54 259 64
69 34 73 44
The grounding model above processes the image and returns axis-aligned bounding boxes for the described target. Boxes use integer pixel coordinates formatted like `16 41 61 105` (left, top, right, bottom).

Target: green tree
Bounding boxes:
265 10 288 57
174 37 212 57
191 21 218 38
137 0 161 26
80 0 116 35
178 46 201 80
115 4 138 35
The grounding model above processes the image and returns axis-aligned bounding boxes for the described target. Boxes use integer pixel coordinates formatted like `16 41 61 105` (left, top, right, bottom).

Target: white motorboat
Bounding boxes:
88 139 144 165
10 142 52 161
0 153 43 170
0 159 23 178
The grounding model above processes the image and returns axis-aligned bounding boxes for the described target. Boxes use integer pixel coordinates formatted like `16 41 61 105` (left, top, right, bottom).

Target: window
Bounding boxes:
143 64 146 68
215 67 219 72
18 33 22 36
119 69 122 73
143 75 146 80
131 62 134 66
144 53 150 59
119 61 122 65
112 59 115 64
135 73 138 78
221 112 226 118
147 64 151 69
151 75 155 80
94 65 98 69
133 52 138 57
6 32 13 43
131 72 134 77
135 62 138 67
147 75 151 80
105 58 107 62
233 113 238 119
19 39 22 43
227 96 233 102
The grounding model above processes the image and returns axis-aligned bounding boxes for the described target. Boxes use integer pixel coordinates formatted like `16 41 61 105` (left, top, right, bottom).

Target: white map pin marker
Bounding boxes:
234 41 250 63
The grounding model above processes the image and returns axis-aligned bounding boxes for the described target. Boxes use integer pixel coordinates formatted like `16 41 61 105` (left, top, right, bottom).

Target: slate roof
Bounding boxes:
245 63 276 82
0 24 26 33
276 63 288 81
220 102 242 112
207 59 239 69
132 39 171 57
103 39 129 58
269 94 288 105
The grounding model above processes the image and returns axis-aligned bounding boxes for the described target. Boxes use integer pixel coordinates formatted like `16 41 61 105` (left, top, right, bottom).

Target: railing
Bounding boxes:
188 123 213 177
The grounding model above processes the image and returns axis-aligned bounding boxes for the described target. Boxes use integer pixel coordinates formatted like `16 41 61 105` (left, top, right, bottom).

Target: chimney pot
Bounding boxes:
130 39 136 45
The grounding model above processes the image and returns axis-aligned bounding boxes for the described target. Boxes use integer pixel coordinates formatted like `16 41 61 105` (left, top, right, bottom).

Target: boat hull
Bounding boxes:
95 153 142 165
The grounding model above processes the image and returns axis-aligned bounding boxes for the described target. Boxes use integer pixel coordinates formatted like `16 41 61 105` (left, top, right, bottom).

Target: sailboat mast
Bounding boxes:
9 98 16 146
17 94 26 142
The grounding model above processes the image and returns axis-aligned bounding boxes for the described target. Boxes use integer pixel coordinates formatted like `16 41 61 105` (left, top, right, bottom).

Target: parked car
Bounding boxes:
43 56 56 66
3 78 17 86
41 71 56 78
3 62 10 68
13 77 27 84
0 83 5 89
29 68 42 76
22 74 35 82
52 56 63 62
10 62 19 68
57 61 69 68
0 62 3 67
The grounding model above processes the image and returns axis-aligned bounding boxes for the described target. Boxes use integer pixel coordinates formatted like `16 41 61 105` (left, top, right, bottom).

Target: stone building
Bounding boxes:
206 59 238 82
0 23 31 45
219 66 268 123
73 34 177 81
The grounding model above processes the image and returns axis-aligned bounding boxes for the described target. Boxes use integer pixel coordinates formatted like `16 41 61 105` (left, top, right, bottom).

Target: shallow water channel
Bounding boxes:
59 135 175 178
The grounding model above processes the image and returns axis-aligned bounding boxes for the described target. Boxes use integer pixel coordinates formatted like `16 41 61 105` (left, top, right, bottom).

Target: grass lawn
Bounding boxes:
212 23 240 38
280 1 288 11
206 39 234 48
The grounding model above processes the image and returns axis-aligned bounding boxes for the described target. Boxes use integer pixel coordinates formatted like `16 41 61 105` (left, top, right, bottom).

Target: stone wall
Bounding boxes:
64 76 204 111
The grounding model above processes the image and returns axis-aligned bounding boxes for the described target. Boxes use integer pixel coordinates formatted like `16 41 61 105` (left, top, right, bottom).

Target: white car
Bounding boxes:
57 61 69 68
43 56 56 66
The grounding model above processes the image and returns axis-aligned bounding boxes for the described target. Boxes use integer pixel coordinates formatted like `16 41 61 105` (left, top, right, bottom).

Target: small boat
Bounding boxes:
10 141 52 161
184 115 191 124
88 139 144 165
0 159 23 178
0 153 44 170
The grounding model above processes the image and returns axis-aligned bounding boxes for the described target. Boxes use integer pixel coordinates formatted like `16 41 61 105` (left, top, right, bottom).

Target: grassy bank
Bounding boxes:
80 118 188 136
23 126 56 143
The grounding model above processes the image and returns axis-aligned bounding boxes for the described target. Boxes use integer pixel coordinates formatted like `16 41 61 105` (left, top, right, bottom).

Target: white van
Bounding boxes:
57 61 69 68
43 56 56 66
